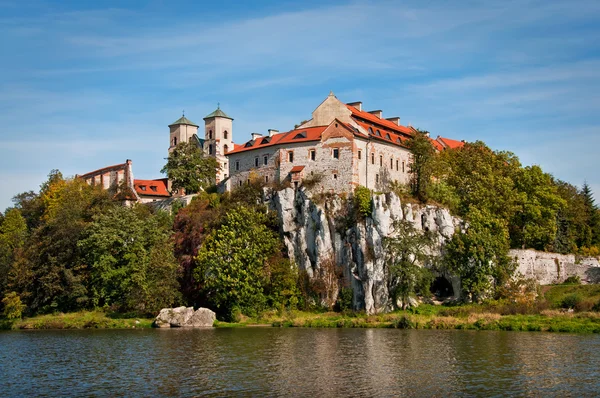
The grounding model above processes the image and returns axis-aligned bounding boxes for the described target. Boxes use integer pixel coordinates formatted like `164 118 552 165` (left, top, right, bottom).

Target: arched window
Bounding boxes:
224 144 229 153
208 144 213 155
208 130 213 140
224 130 228 139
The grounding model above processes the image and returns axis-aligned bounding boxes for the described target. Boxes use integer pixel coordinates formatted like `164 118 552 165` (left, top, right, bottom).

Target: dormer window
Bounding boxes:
375 130 381 137
244 141 254 148
293 131 307 139
386 133 391 140
368 127 373 134
140 185 146 191
150 186 157 192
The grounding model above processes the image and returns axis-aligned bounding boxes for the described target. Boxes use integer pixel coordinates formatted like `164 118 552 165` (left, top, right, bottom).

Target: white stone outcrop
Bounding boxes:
271 189 461 314
511 249 600 285
154 306 216 328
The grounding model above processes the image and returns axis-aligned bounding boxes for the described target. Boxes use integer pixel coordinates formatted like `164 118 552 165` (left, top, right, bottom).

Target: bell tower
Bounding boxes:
203 104 233 183
168 113 199 152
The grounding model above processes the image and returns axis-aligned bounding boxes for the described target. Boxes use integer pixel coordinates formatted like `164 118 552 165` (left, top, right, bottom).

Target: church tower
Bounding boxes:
168 114 199 152
203 105 233 183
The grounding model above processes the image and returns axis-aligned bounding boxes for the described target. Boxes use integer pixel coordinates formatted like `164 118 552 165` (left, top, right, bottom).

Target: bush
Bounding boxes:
353 186 372 219
2 292 26 320
390 315 414 329
563 276 581 285
561 293 583 309
335 287 354 312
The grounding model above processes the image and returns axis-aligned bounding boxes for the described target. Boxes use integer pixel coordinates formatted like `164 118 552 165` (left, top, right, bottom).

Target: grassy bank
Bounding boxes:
0 311 154 330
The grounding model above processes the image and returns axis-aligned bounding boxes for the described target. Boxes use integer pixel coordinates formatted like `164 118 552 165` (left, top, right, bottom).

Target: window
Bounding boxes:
255 157 259 168
293 131 307 139
150 186 157 192
358 150 362 160
140 185 146 191
333 148 339 159
376 174 379 183
379 155 383 167
310 149 316 161
396 160 399 171
209 130 213 139
265 176 269 183
390 158 393 169
333 174 337 179
368 127 373 134
288 151 294 162
239 180 242 187
224 130 228 139
402 161 405 173
375 130 381 137
371 153 375 164
208 144 213 155
173 137 177 146
235 160 240 171
224 144 229 153
263 155 268 165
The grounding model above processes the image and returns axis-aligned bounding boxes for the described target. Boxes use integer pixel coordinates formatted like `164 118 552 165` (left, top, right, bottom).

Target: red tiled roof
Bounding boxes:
290 165 305 173
227 126 327 154
430 138 444 151
134 178 170 197
353 120 410 149
437 137 464 149
346 104 415 137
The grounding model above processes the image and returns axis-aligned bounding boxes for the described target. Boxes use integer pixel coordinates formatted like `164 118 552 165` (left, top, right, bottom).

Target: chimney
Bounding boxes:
251 133 262 141
347 101 362 111
368 110 382 118
386 117 400 126
268 129 279 137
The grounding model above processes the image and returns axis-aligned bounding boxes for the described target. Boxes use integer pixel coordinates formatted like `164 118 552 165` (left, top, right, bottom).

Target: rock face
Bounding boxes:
270 188 462 314
511 249 600 285
154 306 216 328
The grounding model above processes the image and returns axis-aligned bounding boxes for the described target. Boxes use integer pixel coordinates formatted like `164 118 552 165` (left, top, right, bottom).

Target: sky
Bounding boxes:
1 0 599 211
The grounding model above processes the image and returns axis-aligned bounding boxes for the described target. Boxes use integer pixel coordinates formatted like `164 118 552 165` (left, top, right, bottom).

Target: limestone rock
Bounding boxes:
154 306 216 328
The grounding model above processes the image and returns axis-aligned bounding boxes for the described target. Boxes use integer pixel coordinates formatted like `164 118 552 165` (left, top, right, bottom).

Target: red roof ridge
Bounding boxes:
79 161 129 179
133 178 170 197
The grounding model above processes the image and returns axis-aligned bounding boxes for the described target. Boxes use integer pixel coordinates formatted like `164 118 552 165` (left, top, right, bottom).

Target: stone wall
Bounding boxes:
511 249 600 285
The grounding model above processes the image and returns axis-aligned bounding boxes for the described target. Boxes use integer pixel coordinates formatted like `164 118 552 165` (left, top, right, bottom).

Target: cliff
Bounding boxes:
270 188 461 314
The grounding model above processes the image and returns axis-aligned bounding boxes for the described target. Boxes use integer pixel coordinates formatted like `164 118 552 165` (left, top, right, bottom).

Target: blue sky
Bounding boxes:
1 0 599 211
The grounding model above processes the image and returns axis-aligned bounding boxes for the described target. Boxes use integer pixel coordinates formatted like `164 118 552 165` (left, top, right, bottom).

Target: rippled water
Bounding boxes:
1 328 599 396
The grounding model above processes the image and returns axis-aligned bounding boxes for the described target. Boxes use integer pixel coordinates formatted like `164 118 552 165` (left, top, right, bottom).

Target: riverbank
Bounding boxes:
0 311 154 330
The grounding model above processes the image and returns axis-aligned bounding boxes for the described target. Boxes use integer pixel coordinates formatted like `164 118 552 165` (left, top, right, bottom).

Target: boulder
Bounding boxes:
154 307 216 328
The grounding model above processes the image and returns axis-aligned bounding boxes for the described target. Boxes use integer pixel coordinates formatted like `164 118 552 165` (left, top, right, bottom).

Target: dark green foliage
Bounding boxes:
161 141 219 194
335 287 354 312
407 130 435 202
194 206 280 319
384 219 435 309
444 209 515 302
561 293 583 309
353 186 372 219
79 205 181 315
563 276 581 285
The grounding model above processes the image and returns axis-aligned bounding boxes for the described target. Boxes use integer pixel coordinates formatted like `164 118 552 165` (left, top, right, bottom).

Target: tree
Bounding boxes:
407 130 436 202
384 219 435 309
194 206 280 319
0 209 28 312
510 166 565 250
161 141 219 194
79 205 181 314
444 209 515 302
581 182 600 247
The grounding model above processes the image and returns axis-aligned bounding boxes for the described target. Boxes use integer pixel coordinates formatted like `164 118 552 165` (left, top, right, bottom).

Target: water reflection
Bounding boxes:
1 328 599 396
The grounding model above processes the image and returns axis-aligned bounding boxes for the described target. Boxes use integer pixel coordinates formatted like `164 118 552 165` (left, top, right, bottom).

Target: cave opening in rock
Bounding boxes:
430 277 454 298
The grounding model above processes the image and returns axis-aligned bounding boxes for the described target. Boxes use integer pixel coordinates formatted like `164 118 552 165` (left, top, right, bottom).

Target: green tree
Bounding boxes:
0 209 28 312
384 219 435 309
79 206 180 314
161 141 219 194
407 130 436 202
194 206 279 319
444 209 515 302
581 182 600 247
2 292 26 320
510 166 565 250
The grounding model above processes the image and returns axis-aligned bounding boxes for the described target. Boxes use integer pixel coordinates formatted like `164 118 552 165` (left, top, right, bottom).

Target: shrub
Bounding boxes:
563 276 581 285
353 186 372 219
335 287 354 312
390 315 414 329
561 293 583 309
2 292 26 320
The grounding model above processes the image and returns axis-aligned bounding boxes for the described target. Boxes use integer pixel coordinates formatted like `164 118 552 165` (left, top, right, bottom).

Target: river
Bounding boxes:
1 328 599 396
